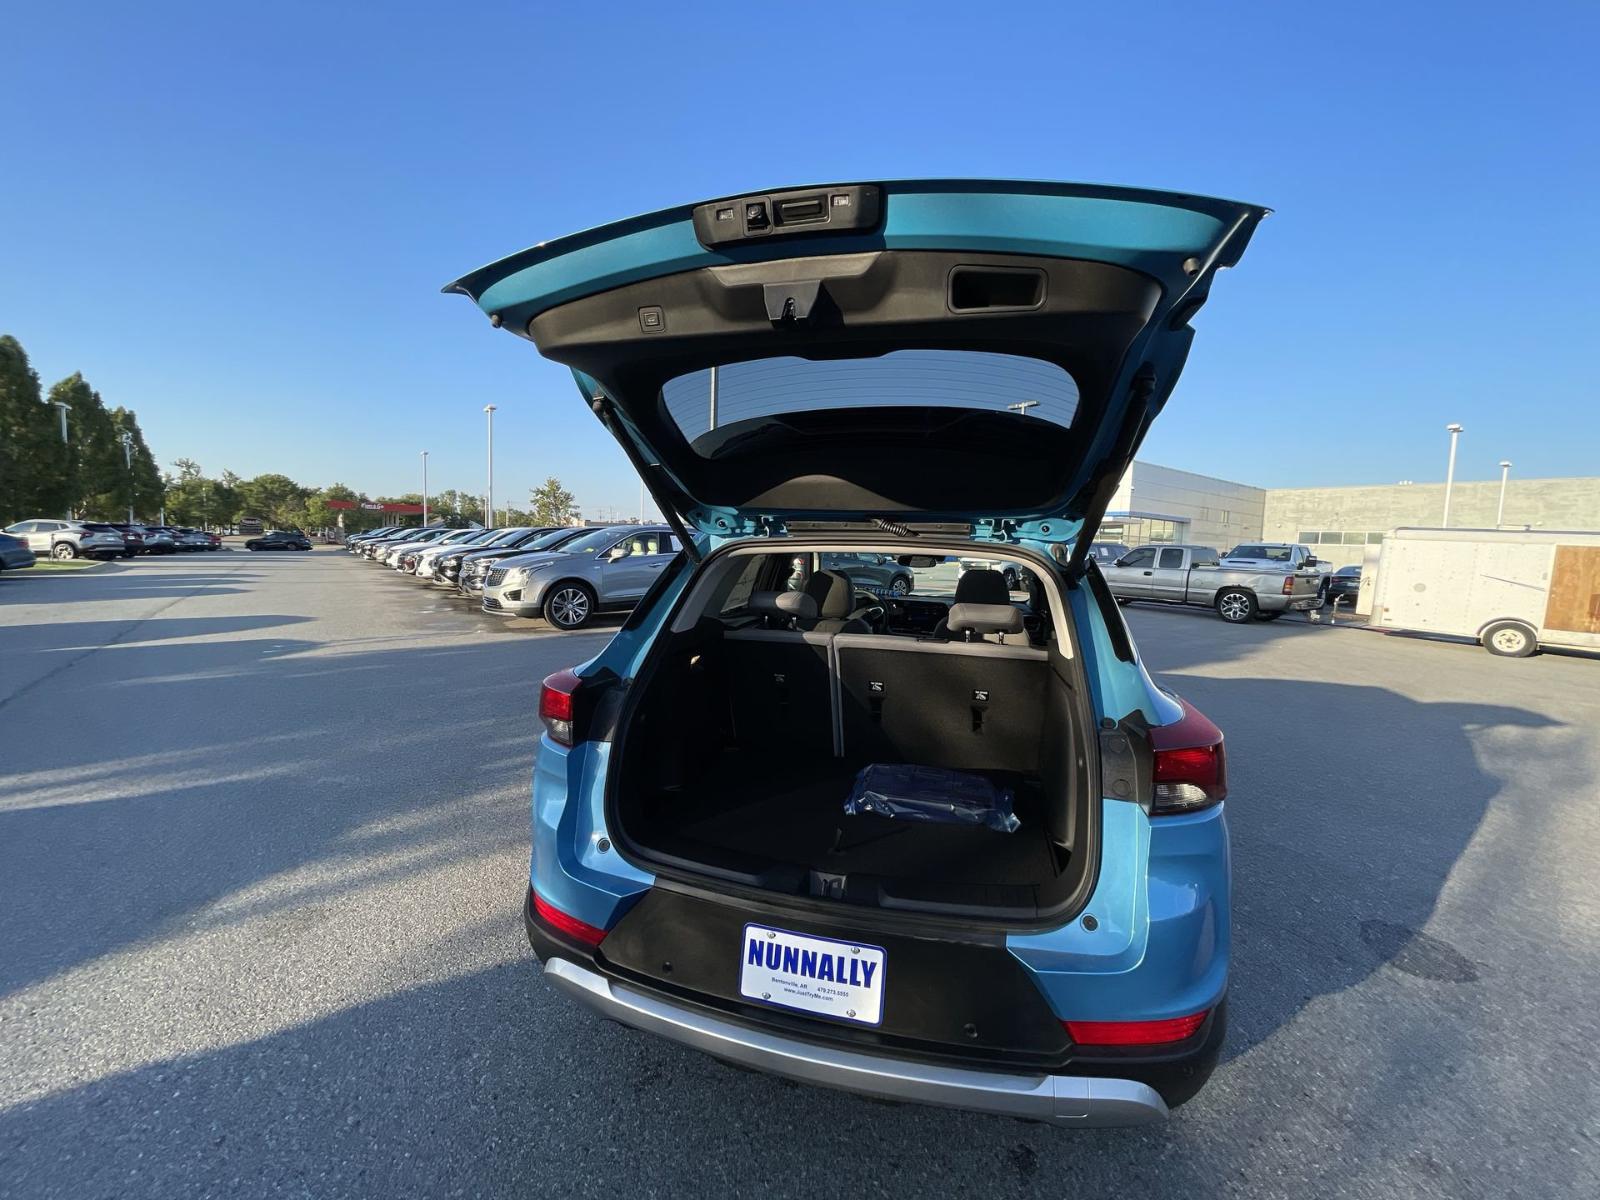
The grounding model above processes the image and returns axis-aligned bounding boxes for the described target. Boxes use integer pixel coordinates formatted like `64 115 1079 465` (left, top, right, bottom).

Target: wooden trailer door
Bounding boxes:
1544 545 1600 633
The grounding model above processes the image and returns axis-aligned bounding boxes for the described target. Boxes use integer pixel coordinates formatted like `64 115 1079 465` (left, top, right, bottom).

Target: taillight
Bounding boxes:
1065 1009 1208 1046
531 888 606 947
1282 575 1295 595
539 668 583 746
1150 699 1226 814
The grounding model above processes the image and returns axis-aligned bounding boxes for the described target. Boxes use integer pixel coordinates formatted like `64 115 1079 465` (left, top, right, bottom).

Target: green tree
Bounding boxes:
528 477 577 527
237 473 309 529
303 482 363 532
48 374 120 518
108 408 164 520
423 488 484 525
0 335 70 522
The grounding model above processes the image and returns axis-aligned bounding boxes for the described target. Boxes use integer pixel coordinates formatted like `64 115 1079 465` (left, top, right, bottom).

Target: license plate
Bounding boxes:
739 924 886 1026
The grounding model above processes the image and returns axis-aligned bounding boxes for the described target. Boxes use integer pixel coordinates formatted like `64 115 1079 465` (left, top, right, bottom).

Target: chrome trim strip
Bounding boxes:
543 958 1168 1127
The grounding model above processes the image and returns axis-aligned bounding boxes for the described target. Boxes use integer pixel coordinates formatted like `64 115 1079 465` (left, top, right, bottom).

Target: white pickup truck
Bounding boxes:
1101 543 1325 623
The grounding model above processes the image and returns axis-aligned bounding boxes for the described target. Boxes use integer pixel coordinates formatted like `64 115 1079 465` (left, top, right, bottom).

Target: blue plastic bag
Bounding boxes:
843 763 1020 833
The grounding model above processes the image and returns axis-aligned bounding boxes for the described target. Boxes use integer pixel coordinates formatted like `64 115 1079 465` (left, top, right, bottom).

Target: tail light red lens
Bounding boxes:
1150 699 1226 814
1065 1009 1208 1046
531 888 606 947
1281 575 1295 595
539 668 582 746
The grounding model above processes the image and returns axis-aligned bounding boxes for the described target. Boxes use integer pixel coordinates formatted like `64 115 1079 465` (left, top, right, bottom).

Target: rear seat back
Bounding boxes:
724 627 836 754
833 634 1048 773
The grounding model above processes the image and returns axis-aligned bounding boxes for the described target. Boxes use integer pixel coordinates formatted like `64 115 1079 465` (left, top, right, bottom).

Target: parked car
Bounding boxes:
353 526 437 558
345 526 400 551
0 532 36 574
2 519 126 560
455 528 586 593
245 530 312 551
418 526 530 581
479 526 681 627
397 527 490 573
75 522 139 558
1321 564 1362 604
129 525 176 554
1103 544 1322 622
819 551 916 597
102 523 146 557
375 527 456 565
1088 541 1131 566
447 178 1265 1123
170 527 218 552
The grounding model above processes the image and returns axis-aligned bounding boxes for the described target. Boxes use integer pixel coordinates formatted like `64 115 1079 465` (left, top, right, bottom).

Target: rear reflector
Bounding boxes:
1065 1010 1208 1046
531 888 606 947
1149 699 1227 814
539 668 582 745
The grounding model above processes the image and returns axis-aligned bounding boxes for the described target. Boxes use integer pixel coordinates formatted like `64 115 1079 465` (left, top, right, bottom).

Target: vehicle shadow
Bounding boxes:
0 627 606 1000
0 615 312 655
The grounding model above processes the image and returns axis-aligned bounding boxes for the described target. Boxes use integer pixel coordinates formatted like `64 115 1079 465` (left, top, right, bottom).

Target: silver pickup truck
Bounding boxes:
1101 543 1324 623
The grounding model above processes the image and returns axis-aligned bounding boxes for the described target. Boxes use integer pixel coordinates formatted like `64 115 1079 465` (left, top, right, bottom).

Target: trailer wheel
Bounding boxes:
1482 621 1538 658
1215 589 1257 623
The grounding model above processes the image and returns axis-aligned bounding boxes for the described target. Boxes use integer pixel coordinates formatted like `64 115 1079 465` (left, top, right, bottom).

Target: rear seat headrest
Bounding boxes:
749 591 820 623
947 601 1025 636
804 570 855 619
955 569 1011 606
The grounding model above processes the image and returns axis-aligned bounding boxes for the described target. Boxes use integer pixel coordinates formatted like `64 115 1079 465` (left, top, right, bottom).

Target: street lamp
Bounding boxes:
1442 423 1464 527
421 451 430 526
50 401 71 518
119 430 134 524
483 404 497 527
1006 400 1040 416
1496 460 1512 528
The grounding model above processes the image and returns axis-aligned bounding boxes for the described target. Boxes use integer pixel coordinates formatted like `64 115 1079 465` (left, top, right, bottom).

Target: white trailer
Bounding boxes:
1368 527 1600 657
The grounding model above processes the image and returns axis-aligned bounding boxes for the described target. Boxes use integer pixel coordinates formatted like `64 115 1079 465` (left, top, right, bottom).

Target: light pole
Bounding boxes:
120 430 134 524
1442 423 1464 527
421 451 430 527
1006 400 1040 416
483 404 497 527
708 366 719 432
1496 460 1512 528
50 401 71 518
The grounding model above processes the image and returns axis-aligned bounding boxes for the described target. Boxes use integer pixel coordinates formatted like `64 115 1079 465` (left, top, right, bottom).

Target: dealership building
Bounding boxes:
1102 462 1599 568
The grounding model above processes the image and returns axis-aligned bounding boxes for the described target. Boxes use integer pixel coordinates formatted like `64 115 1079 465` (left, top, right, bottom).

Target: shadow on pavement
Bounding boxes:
0 595 1584 1198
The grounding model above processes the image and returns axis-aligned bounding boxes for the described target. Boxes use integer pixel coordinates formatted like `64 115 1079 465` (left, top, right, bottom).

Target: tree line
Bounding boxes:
1 335 164 524
4 334 585 531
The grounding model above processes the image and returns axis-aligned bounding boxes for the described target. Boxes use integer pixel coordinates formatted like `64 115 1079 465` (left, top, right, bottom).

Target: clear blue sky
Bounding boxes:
3 1 1596 515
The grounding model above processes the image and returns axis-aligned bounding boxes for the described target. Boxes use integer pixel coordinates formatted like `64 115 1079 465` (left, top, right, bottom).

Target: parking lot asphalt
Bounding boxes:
2 549 1596 1199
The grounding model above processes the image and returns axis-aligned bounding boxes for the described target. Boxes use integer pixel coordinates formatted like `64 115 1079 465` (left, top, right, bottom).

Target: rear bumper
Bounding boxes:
541 955 1168 1127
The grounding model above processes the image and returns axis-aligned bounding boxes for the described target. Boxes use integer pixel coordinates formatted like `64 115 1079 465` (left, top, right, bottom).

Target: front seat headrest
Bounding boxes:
955 568 1011 605
749 591 820 624
947 602 1025 637
803 570 854 619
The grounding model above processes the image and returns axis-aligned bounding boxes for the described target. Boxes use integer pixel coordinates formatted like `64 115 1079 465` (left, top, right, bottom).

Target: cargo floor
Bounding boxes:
633 751 1064 913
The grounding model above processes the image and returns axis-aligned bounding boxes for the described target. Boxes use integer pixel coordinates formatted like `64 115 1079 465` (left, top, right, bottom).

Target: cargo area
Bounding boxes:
610 555 1096 920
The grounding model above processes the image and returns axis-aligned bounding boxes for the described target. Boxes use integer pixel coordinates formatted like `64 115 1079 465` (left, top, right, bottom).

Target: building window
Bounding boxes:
1342 532 1367 544
1367 532 1385 544
1297 531 1320 543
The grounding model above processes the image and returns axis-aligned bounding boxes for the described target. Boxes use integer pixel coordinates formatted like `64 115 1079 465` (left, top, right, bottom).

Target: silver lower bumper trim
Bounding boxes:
543 958 1167 1127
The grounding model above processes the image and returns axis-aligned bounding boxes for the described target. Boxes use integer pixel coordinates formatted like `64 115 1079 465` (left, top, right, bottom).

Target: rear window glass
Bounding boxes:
1227 545 1292 561
661 350 1079 446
